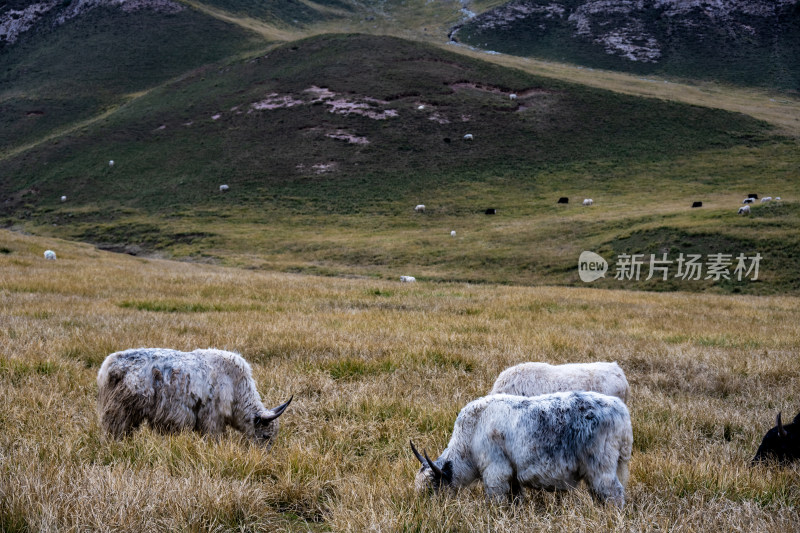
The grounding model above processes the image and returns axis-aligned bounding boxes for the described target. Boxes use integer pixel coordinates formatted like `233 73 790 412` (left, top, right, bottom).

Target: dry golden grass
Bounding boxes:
1 229 798 532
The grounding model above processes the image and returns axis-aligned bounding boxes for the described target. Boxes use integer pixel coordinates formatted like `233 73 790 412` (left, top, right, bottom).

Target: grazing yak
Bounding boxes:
490 361 629 403
97 348 292 447
411 392 632 505
752 411 800 465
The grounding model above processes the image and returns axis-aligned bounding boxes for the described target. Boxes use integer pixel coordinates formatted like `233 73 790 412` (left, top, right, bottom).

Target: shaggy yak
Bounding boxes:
97 348 291 446
411 391 632 505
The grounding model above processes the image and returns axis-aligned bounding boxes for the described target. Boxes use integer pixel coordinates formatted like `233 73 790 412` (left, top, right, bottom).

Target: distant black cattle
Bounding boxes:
752 411 800 465
692 201 702 208
748 193 759 199
485 208 496 215
558 197 569 204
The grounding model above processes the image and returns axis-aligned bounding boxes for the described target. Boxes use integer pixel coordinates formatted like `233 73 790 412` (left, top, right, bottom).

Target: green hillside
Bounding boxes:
1 33 798 294
0 3 263 155
2 33 774 208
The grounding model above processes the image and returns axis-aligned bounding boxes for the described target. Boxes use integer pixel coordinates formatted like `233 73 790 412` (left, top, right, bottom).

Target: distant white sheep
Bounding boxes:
509 93 517 100
738 205 750 215
463 134 473 141
219 184 230 192
43 250 57 261
109 160 115 167
490 361 629 403
414 204 425 213
60 195 67 202
761 196 772 203
97 348 292 446
742 198 754 204
450 230 456 237
583 199 593 206
400 276 416 283
775 197 782 201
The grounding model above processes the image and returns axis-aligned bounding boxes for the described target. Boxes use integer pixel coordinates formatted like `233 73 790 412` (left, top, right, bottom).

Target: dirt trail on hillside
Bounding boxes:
180 0 311 42
440 44 800 137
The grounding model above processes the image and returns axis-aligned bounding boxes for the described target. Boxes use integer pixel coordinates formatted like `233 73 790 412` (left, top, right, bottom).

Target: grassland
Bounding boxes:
1 229 798 531
3 33 798 294
1 2 799 531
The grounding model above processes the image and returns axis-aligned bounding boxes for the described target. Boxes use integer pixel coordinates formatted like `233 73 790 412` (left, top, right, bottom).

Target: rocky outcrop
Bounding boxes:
454 0 798 64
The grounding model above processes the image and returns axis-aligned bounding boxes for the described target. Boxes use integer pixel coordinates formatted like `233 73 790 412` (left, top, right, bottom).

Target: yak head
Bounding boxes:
752 411 800 465
253 396 293 447
410 440 453 493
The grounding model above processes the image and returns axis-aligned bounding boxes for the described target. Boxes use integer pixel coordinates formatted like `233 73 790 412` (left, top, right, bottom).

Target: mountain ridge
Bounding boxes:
453 0 800 91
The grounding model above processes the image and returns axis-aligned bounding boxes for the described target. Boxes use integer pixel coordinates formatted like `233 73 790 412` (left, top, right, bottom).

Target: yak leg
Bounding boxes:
585 471 625 507
482 461 515 503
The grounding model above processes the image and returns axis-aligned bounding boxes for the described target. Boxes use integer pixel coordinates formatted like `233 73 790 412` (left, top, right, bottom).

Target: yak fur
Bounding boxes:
412 391 632 505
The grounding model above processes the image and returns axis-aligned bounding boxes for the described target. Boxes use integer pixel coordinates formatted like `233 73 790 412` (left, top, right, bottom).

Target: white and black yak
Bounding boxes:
411 391 633 505
97 348 291 446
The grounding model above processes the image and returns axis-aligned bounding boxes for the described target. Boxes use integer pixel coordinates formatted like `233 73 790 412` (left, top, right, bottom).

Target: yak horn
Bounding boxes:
424 450 444 478
777 412 788 437
410 440 426 465
263 396 293 421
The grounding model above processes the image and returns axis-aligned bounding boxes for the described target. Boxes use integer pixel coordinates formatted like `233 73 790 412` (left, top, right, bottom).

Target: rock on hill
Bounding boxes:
453 0 800 91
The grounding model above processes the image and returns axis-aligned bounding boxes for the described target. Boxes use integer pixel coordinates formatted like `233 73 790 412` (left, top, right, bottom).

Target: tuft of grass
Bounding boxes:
119 300 226 313
320 357 397 381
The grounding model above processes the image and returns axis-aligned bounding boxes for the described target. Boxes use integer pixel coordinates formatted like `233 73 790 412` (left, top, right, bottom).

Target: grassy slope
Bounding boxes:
0 4 263 156
454 0 800 92
2 32 798 294
1 3 798 295
0 229 798 531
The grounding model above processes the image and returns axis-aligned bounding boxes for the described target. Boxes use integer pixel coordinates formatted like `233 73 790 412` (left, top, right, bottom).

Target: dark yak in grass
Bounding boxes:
752 411 800 465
